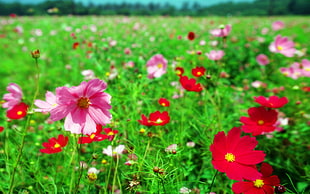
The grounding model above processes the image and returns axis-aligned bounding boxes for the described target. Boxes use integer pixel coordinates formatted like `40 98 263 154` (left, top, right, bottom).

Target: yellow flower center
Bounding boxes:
108 131 114 136
225 153 235 162
139 128 146 133
161 103 166 106
253 179 264 188
155 118 163 124
197 72 202 75
157 63 163 68
277 46 283 51
88 173 97 181
90 134 96 139
54 143 61 148
77 97 90 109
17 111 23 115
257 120 265 125
305 68 310 71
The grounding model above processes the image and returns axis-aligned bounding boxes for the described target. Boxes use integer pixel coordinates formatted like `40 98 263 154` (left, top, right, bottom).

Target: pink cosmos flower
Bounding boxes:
280 66 303 79
254 96 288 108
34 91 58 113
256 54 269 65
146 54 168 79
269 35 295 57
272 21 285 31
2 83 23 110
81 69 96 80
210 24 232 37
50 79 112 135
206 50 225 61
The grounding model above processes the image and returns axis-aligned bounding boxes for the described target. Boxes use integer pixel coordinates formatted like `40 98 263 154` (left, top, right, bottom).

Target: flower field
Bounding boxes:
0 15 309 193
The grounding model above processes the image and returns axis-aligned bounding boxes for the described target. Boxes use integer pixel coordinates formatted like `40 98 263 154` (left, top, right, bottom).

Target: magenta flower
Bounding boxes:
50 79 112 135
34 91 58 113
210 24 232 37
256 54 269 65
272 21 285 31
2 83 23 110
146 54 168 79
206 50 225 61
269 35 295 57
280 65 303 79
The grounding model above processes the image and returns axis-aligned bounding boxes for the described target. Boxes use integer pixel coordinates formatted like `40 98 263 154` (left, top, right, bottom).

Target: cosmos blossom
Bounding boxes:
2 83 23 110
175 67 184 77
40 134 69 154
34 91 58 113
78 124 109 144
158 98 170 107
206 50 225 61
256 54 269 66
6 102 28 120
179 76 203 92
254 96 289 108
191 66 206 77
146 54 168 79
240 107 278 136
269 35 295 57
103 145 125 157
187 31 195 40
210 127 265 181
272 21 285 31
138 111 170 126
50 79 112 135
232 163 280 194
210 24 232 37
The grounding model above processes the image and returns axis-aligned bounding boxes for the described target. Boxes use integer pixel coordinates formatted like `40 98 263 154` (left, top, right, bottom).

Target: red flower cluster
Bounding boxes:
78 124 119 144
40 134 69 154
232 163 280 194
240 96 289 136
138 111 170 126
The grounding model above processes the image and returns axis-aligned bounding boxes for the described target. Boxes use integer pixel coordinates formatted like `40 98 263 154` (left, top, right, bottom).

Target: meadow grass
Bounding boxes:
0 15 309 193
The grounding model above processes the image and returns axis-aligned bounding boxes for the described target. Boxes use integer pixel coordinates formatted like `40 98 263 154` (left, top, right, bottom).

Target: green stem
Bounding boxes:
8 57 40 194
74 136 83 194
208 170 218 193
112 156 120 192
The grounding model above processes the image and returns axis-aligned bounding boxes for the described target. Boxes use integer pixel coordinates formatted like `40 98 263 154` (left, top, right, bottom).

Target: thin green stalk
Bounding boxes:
69 142 77 193
74 136 83 194
112 156 119 192
208 170 218 193
8 56 40 194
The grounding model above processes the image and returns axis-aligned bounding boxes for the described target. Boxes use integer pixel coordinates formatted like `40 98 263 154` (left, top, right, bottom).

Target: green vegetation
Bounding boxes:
0 15 309 193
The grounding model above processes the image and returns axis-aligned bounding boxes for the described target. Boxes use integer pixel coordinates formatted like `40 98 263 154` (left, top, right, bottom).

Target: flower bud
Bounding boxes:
31 49 40 58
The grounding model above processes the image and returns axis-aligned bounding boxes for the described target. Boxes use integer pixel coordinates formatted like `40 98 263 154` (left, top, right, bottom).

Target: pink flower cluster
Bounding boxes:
280 59 310 79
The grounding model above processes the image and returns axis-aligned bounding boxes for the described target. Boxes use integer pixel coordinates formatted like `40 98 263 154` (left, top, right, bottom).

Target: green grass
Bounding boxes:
0 15 309 193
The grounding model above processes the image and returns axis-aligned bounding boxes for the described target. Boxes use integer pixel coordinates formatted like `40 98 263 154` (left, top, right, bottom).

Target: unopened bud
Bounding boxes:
31 49 40 58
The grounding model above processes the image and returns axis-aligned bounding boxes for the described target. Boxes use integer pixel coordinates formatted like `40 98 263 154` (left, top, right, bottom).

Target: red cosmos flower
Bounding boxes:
301 86 310 92
187 31 195 41
6 102 28 120
210 127 265 181
78 124 108 144
192 66 206 77
254 96 289 108
158 98 170 107
179 76 203 92
138 111 170 126
103 127 119 141
40 134 69 154
240 107 278 136
72 42 79 49
232 163 280 194
0 126 4 133
175 67 184 77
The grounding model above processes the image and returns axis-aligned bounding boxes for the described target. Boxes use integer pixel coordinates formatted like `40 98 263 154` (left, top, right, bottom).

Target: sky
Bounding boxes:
2 0 255 7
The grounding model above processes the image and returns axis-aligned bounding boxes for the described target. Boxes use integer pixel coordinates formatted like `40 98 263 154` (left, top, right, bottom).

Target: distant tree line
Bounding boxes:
0 0 309 16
